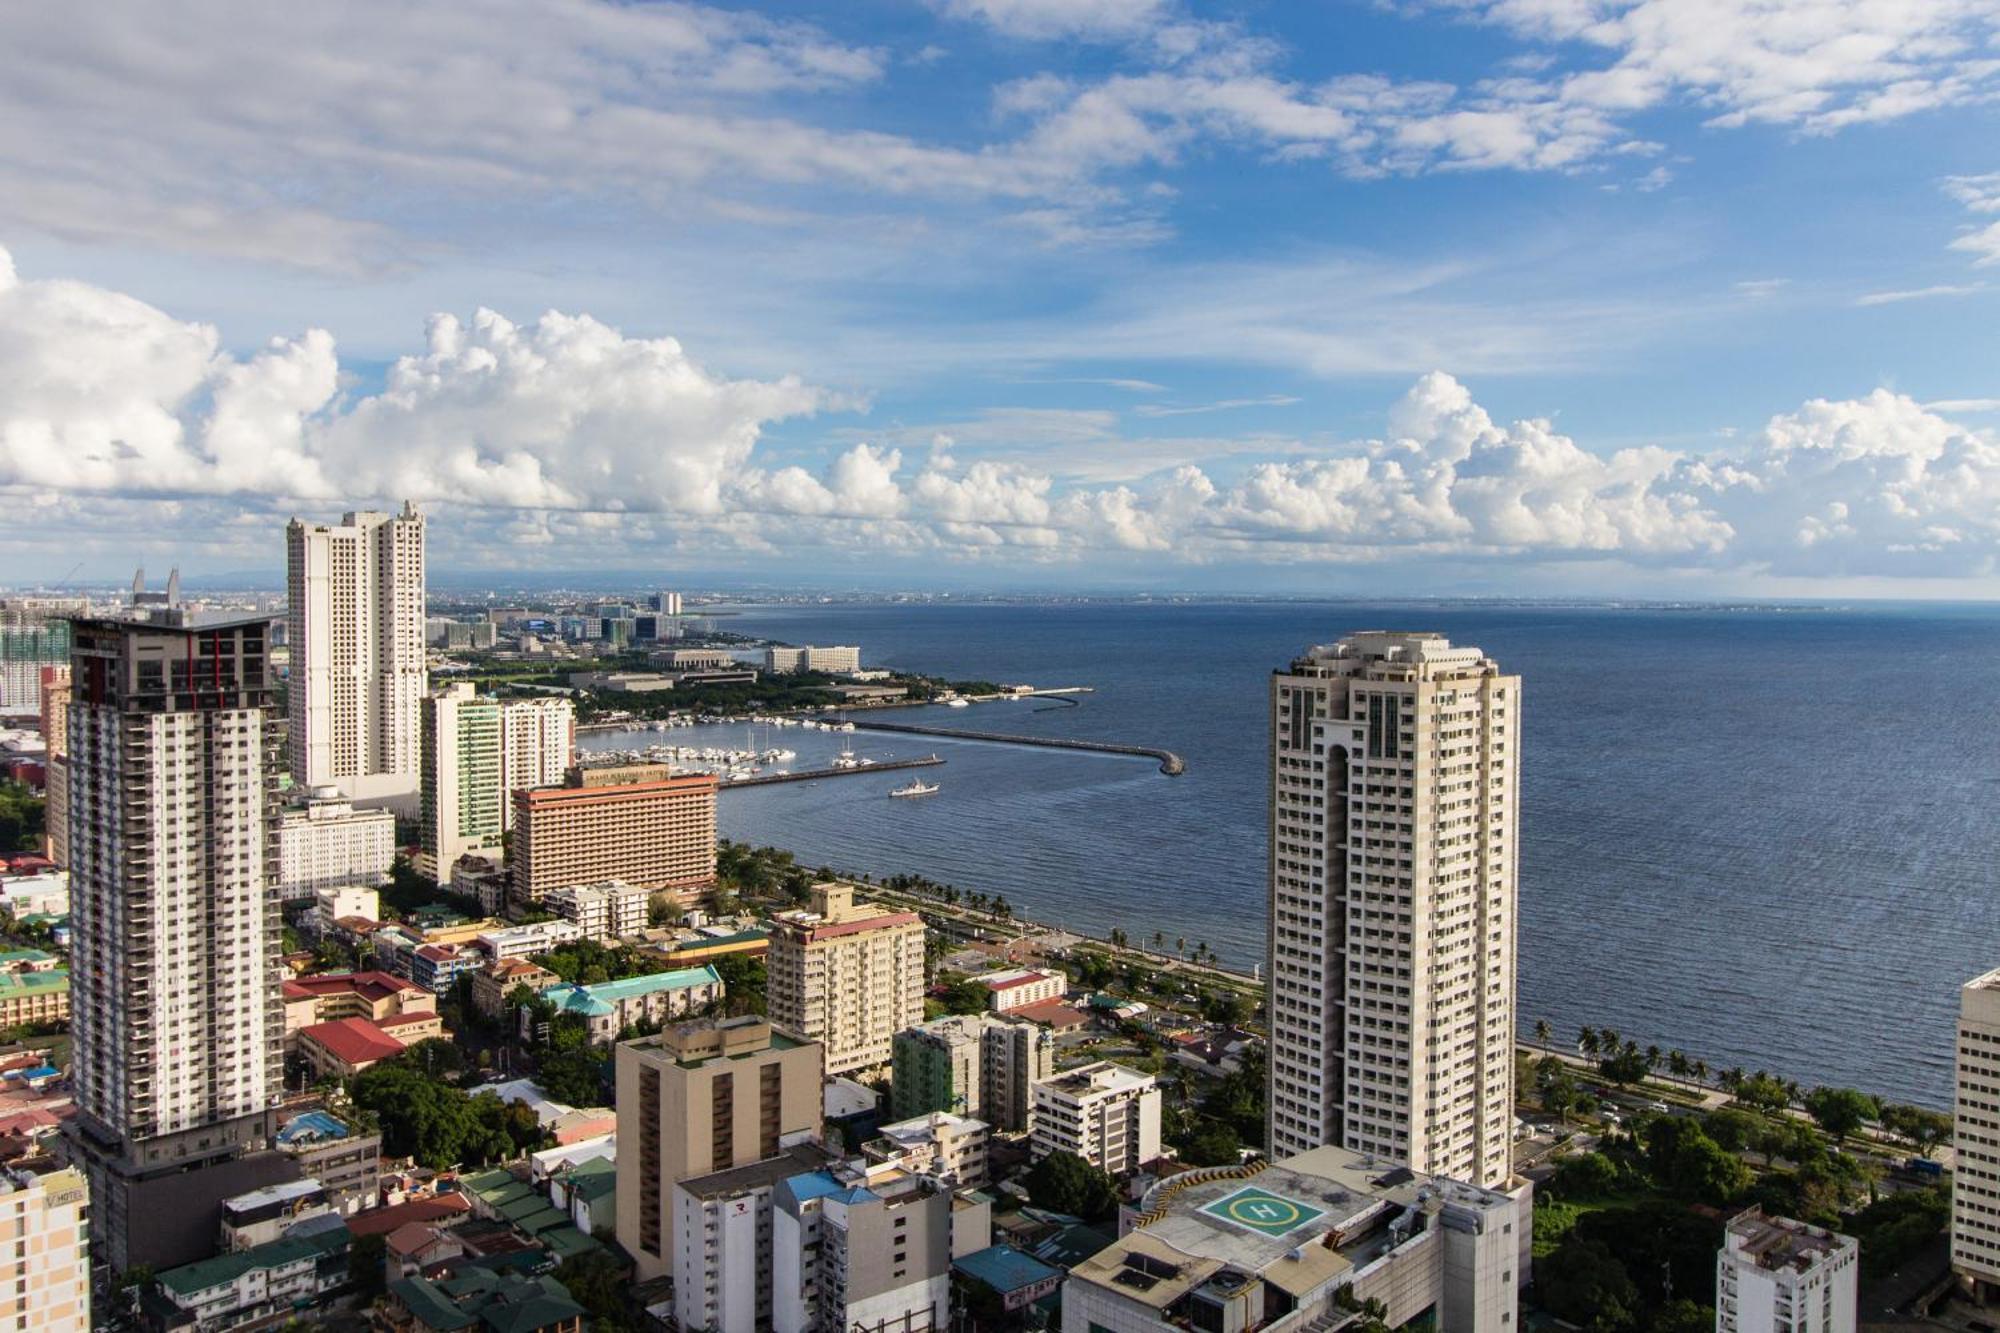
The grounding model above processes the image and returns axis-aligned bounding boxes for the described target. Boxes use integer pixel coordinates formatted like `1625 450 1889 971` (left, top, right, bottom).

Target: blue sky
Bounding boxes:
1 0 1998 593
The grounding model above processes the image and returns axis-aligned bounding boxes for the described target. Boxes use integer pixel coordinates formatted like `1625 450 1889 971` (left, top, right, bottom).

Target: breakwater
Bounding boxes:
720 755 944 789
842 718 1185 775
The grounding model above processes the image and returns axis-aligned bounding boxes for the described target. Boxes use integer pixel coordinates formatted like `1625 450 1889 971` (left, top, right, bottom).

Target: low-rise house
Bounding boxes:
298 1016 409 1079
550 1157 617 1236
470 958 563 1020
541 965 724 1044
0 969 67 1027
976 969 1066 1013
381 1269 586 1333
348 1192 474 1241
282 970 435 1041
145 1219 350 1333
953 1246 1064 1321
410 944 479 994
477 920 585 962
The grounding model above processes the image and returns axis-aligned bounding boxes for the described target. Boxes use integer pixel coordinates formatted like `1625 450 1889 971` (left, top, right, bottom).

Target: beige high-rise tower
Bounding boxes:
1267 632 1519 1188
286 503 426 809
768 883 926 1077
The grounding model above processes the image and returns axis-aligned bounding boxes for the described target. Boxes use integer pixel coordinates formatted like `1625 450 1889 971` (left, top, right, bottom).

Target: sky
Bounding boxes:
1 0 1999 595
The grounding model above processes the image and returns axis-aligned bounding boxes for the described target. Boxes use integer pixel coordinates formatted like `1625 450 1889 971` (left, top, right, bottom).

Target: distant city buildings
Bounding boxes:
768 883 925 1077
1717 1208 1857 1333
765 644 862 674
512 765 717 906
1266 631 1520 1189
1030 1061 1160 1173
276 786 396 901
64 616 290 1273
1955 966 2000 1297
0 604 72 715
653 590 683 616
37 665 69 865
286 504 426 810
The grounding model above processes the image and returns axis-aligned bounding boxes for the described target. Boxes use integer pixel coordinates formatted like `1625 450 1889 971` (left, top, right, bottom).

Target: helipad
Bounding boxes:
1198 1185 1326 1237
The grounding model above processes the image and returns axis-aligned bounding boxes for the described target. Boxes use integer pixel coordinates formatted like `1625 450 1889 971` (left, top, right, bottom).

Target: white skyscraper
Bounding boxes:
1267 632 1519 1189
1953 967 2000 1297
502 695 574 824
64 616 288 1273
420 688 573 880
286 503 426 809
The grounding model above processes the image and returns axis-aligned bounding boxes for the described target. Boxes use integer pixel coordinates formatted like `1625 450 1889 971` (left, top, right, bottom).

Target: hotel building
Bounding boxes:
1266 632 1520 1189
1954 966 2000 1296
512 765 717 906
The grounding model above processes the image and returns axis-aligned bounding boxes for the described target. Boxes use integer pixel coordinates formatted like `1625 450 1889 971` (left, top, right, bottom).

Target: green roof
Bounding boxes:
669 928 767 951
157 1222 349 1297
538 1226 602 1259
460 1168 517 1195
0 970 66 999
496 1192 553 1221
479 1180 536 1208
513 1205 570 1235
389 1276 478 1331
0 949 55 965
582 964 722 1004
569 1170 616 1205
398 1271 585 1333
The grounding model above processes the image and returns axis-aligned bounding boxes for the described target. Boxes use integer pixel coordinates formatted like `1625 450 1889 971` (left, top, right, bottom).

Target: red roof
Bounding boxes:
300 1017 406 1067
376 1012 440 1034
1010 1000 1090 1030
283 970 421 1004
415 944 461 962
986 971 1055 991
804 911 922 943
348 1192 473 1238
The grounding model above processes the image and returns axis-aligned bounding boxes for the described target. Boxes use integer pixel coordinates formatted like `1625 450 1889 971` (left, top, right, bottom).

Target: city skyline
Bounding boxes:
0 2 1996 594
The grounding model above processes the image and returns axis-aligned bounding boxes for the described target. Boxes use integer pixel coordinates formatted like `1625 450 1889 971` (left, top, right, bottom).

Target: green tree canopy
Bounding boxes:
1803 1086 1878 1144
1023 1151 1118 1221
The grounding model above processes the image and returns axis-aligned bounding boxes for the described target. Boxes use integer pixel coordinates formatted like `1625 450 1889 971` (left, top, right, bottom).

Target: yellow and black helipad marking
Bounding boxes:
1198 1185 1325 1237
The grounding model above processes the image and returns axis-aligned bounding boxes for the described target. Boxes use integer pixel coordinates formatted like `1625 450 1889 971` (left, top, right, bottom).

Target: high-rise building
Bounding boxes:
419 689 575 881
768 883 926 1077
0 606 71 714
512 764 716 905
765 645 862 675
0 1164 91 1332
63 617 291 1273
277 786 396 900
653 590 683 616
418 683 503 880
1954 967 2000 1296
775 1160 955 1333
39 665 70 865
1266 632 1520 1189
1717 1209 1857 1333
286 504 426 809
1030 1062 1161 1173
891 1013 1052 1132
614 1017 824 1281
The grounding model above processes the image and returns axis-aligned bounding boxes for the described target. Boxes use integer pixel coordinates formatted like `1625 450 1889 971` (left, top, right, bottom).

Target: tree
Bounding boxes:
536 1044 608 1107
1734 1072 1791 1113
1644 1118 1749 1205
1600 1047 1651 1086
556 1250 636 1332
1023 1151 1117 1220
1700 1107 1764 1153
348 1232 388 1300
1803 1087 1878 1145
1550 1152 1622 1200
1181 1121 1244 1167
1666 1050 1690 1078
648 894 683 928
1577 1026 1599 1056
1536 1237 1641 1332
0 782 45 853
709 953 768 1016
1647 1300 1715 1333
1204 991 1250 1027
1534 1019 1552 1046
405 1037 465 1079
940 976 990 1016
1879 1103 1951 1157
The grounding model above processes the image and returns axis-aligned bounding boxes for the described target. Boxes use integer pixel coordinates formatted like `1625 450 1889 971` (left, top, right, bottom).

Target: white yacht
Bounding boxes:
890 779 940 798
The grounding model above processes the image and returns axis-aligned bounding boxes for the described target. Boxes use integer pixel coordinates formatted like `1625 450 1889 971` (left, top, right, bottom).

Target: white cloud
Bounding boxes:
932 0 1169 41
1855 282 1987 305
8 246 2000 581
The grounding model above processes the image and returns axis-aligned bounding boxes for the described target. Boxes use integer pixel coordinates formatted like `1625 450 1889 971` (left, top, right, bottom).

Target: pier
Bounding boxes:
842 719 1185 775
719 754 944 789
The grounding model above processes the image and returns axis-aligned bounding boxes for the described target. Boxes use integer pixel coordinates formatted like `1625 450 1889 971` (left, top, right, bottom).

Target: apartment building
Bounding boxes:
615 1016 825 1280
547 879 651 941
38 665 68 865
277 786 396 900
1956 967 2000 1296
1064 1146 1523 1333
418 687 577 882
863 1112 991 1187
1031 1062 1161 1173
768 883 926 1076
287 504 426 808
0 607 69 715
775 1161 954 1333
891 1012 1053 1132
765 644 862 674
1717 1209 1857 1333
0 969 68 1027
672 1143 833 1333
512 765 718 906
63 616 291 1273
0 1164 89 1333
1266 632 1520 1189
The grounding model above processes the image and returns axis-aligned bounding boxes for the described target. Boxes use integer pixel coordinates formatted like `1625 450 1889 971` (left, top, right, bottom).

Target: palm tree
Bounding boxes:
1176 936 1187 956
1694 1059 1710 1083
1599 1027 1621 1053
1152 931 1164 950
1667 1050 1690 1078
1577 1026 1599 1056
1534 1019 1552 1047
1645 1044 1662 1071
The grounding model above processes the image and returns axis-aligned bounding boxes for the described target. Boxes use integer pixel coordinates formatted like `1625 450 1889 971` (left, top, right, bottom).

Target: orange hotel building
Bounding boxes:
511 765 719 906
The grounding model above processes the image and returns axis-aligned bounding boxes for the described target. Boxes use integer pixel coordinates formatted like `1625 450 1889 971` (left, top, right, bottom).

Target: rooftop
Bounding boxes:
283 970 423 1004
301 1016 407 1066
156 1220 350 1297
1039 1061 1154 1098
684 1141 833 1201
955 1244 1063 1294
1723 1208 1857 1275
